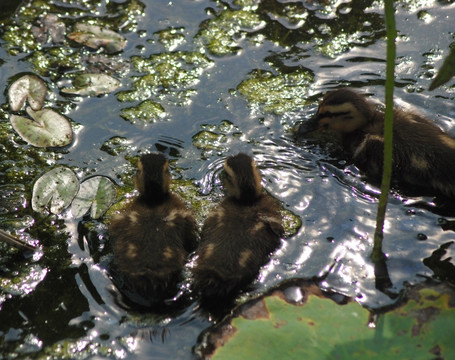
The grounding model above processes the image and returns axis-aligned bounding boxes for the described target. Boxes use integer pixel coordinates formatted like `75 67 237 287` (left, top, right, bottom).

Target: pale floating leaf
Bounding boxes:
71 176 116 219
68 23 126 53
8 74 47 111
10 107 73 148
32 167 79 214
61 74 121 96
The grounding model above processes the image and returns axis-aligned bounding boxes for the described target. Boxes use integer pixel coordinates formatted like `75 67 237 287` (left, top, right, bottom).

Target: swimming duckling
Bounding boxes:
295 88 455 198
109 153 198 307
193 153 284 301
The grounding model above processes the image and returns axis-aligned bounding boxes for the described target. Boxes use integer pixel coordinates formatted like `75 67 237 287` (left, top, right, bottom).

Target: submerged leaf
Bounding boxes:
32 167 79 214
71 176 116 219
61 73 121 96
429 46 455 90
10 107 73 147
68 23 126 53
8 74 47 111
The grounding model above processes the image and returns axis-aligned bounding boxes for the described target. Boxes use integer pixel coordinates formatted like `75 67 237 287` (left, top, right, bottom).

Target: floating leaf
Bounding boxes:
32 167 79 214
10 107 73 147
429 46 455 90
8 74 47 111
200 282 455 359
68 23 126 53
61 74 121 96
71 176 116 219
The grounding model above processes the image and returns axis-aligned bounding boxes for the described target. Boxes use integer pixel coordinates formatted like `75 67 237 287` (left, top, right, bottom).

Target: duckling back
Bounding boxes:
351 107 455 197
194 197 283 299
193 153 283 301
109 154 198 307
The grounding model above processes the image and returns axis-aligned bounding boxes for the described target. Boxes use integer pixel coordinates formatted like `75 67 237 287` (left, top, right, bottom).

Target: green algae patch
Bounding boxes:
117 51 213 105
120 100 166 125
156 27 186 51
198 282 455 359
237 69 313 115
192 120 242 158
281 208 301 238
316 32 366 59
197 9 264 56
171 178 211 226
99 136 131 157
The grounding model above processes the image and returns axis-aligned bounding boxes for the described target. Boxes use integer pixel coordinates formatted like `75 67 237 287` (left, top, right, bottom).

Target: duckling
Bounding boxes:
108 153 198 307
295 88 455 198
193 153 284 301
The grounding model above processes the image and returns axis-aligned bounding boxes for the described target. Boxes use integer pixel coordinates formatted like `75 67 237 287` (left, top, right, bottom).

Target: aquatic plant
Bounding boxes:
371 0 396 287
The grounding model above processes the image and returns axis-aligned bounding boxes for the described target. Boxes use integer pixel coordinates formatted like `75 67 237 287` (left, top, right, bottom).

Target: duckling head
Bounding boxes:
222 153 262 204
295 88 374 137
135 153 171 203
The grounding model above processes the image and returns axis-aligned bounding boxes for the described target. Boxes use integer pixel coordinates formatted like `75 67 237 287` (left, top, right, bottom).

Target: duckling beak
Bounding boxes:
294 114 320 138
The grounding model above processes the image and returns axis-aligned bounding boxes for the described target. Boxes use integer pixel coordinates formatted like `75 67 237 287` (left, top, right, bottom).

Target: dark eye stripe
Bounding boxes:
319 111 351 118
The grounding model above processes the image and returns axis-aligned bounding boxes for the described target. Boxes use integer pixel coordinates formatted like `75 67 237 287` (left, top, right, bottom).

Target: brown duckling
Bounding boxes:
193 153 284 301
295 88 455 198
109 153 198 307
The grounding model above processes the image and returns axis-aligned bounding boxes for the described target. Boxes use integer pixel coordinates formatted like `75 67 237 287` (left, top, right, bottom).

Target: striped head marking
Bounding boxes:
298 89 373 136
223 153 262 203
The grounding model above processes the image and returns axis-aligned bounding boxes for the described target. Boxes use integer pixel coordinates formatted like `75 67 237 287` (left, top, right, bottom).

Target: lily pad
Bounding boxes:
10 107 73 147
198 282 455 359
8 74 47 111
32 167 79 214
71 176 116 219
68 23 126 53
61 73 121 96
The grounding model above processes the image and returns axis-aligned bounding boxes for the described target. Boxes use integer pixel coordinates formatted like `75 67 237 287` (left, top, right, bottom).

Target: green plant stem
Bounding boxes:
372 0 396 263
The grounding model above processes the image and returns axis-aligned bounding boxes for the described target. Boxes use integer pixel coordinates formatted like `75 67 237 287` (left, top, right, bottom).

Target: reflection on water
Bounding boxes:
1 0 455 358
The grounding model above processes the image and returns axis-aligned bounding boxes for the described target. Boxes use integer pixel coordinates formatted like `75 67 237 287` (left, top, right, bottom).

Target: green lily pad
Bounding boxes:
32 167 79 214
199 282 455 359
8 74 47 111
10 107 73 148
71 176 116 219
68 23 126 53
61 73 121 96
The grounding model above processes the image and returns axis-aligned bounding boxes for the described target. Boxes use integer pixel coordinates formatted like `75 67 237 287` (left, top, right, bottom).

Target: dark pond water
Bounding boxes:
1 0 455 358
